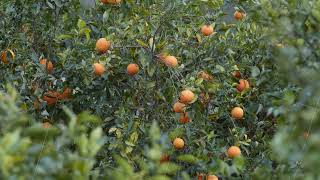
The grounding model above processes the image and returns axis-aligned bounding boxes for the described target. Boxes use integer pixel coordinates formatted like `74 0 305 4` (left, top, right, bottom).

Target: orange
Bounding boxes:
160 154 170 164
232 71 241 78
173 102 186 113
164 55 178 67
1 49 15 63
227 146 241 158
236 79 250 92
93 63 106 76
173 138 184 149
231 107 244 119
127 63 139 76
180 89 195 104
156 53 168 62
39 59 53 73
201 25 214 36
234 11 244 21
42 91 60 106
42 122 52 128
95 38 111 53
179 112 189 124
198 174 204 180
198 71 213 81
206 175 218 180
101 0 121 4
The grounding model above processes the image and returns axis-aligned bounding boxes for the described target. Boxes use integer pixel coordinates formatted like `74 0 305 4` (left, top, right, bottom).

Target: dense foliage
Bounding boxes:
0 0 319 179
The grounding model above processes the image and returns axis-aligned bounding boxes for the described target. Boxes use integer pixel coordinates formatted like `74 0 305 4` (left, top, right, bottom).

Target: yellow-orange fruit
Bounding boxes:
164 55 178 67
39 59 53 73
173 138 184 149
236 79 250 92
201 25 214 36
180 89 195 104
127 63 139 76
95 38 111 53
93 63 106 76
206 175 218 180
173 102 186 113
231 107 244 119
156 53 168 62
179 112 189 124
101 0 121 4
160 154 170 164
234 11 244 21
227 146 241 158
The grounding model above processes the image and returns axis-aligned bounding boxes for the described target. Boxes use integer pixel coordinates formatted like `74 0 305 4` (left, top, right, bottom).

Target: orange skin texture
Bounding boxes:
127 63 139 76
173 102 186 113
96 38 111 53
232 71 241 78
179 112 189 124
201 25 214 36
160 154 170 164
173 138 185 149
197 174 204 180
164 55 178 67
231 107 244 119
39 59 53 73
206 175 218 180
236 79 250 92
101 0 121 4
93 63 106 76
234 11 243 21
180 89 195 104
42 122 52 128
42 91 60 106
227 146 241 158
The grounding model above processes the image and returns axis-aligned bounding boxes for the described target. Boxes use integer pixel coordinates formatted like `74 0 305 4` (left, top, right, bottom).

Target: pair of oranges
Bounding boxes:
40 88 72 107
95 38 140 76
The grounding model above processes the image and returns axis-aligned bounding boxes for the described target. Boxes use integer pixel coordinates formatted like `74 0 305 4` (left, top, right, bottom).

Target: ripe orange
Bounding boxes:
179 112 189 124
173 138 184 149
95 38 111 53
156 53 168 62
227 146 241 158
231 107 244 119
164 55 178 67
160 153 170 164
234 11 244 21
127 63 139 76
93 63 106 76
201 25 214 36
180 89 195 104
42 122 52 128
206 175 218 180
1 49 15 63
232 71 241 78
101 0 121 4
39 59 53 73
236 79 250 92
198 71 213 81
173 101 186 113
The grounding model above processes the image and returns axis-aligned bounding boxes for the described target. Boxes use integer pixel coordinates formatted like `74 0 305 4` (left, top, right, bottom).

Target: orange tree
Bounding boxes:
0 0 295 179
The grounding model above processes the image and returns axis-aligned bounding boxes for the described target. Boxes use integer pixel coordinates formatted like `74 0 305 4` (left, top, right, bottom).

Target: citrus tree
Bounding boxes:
1 0 318 179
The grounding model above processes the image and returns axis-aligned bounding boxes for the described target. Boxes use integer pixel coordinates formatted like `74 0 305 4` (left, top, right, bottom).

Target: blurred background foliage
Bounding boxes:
0 0 319 179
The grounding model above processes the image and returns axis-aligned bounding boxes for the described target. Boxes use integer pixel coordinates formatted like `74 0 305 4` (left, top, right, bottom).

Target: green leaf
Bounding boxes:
157 162 181 175
176 154 198 164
